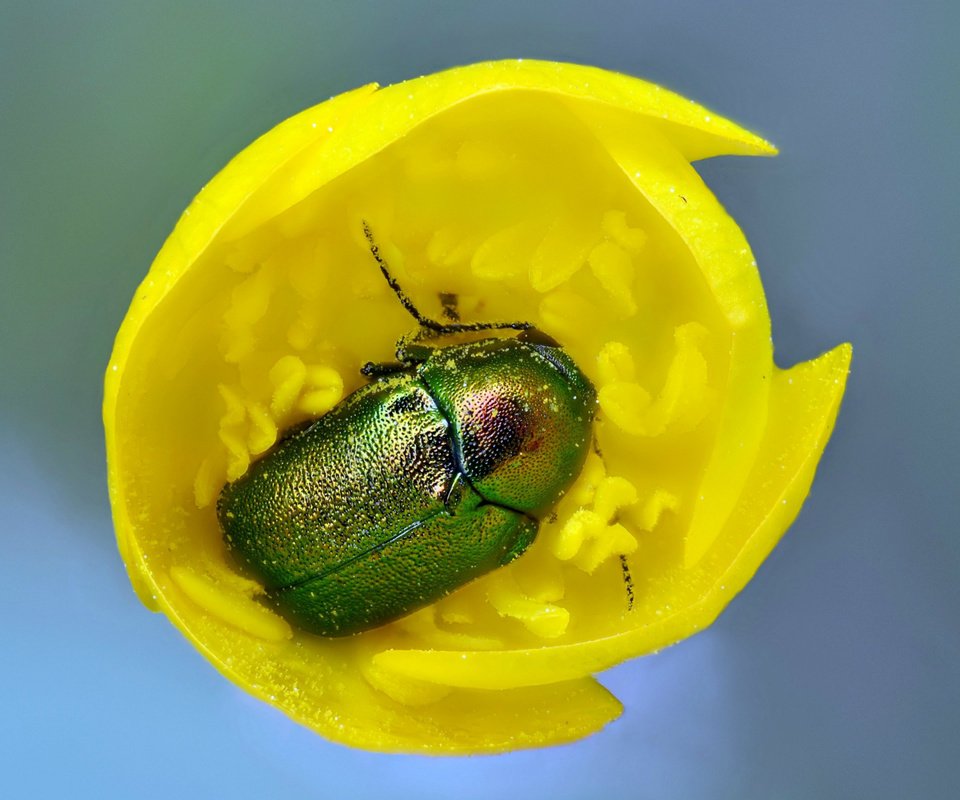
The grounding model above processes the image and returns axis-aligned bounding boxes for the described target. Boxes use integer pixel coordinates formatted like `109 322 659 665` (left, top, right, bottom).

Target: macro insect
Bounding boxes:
217 223 597 636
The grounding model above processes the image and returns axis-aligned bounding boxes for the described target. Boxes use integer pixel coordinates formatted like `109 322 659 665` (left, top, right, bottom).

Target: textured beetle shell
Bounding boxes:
218 338 596 636
422 339 596 514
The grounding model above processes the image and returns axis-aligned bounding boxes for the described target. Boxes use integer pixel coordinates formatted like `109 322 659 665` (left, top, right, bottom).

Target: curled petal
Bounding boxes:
105 60 848 753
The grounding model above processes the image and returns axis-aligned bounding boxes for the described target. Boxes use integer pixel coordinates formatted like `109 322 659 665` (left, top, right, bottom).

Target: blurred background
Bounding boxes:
2 2 957 798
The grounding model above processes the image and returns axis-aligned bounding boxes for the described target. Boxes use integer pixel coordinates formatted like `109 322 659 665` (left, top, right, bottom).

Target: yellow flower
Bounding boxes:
104 60 851 753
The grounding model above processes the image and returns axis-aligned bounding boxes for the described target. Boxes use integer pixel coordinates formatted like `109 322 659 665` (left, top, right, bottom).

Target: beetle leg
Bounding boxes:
619 554 635 611
359 361 414 379
591 431 635 612
497 515 539 566
395 333 435 366
439 292 460 322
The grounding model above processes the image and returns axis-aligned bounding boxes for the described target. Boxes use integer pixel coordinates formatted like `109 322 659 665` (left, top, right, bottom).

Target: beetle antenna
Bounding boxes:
362 220 533 335
362 220 438 330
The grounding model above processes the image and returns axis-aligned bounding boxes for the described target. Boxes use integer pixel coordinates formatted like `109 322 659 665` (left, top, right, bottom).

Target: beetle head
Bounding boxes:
419 338 596 516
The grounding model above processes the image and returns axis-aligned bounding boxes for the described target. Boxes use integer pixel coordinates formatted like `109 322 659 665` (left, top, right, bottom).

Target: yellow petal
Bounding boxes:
104 59 845 754
373 344 851 689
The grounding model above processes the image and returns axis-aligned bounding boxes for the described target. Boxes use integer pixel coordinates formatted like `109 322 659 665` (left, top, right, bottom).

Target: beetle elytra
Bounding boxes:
217 224 596 636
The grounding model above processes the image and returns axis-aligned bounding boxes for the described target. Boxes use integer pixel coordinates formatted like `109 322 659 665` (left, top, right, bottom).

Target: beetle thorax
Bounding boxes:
418 338 596 516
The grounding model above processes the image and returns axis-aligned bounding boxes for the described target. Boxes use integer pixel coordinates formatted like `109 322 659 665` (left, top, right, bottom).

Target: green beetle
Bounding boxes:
217 225 596 636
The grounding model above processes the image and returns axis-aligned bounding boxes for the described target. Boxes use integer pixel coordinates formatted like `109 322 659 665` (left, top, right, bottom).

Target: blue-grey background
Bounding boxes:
2 2 957 798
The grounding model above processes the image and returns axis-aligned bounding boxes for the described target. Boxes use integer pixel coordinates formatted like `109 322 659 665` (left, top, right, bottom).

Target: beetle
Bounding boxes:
217 223 596 636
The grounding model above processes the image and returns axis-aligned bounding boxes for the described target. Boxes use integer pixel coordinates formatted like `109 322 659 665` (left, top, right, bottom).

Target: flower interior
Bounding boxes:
116 91 739 700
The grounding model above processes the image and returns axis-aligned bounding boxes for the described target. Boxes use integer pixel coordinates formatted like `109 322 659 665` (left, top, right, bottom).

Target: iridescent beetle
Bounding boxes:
218 223 596 636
